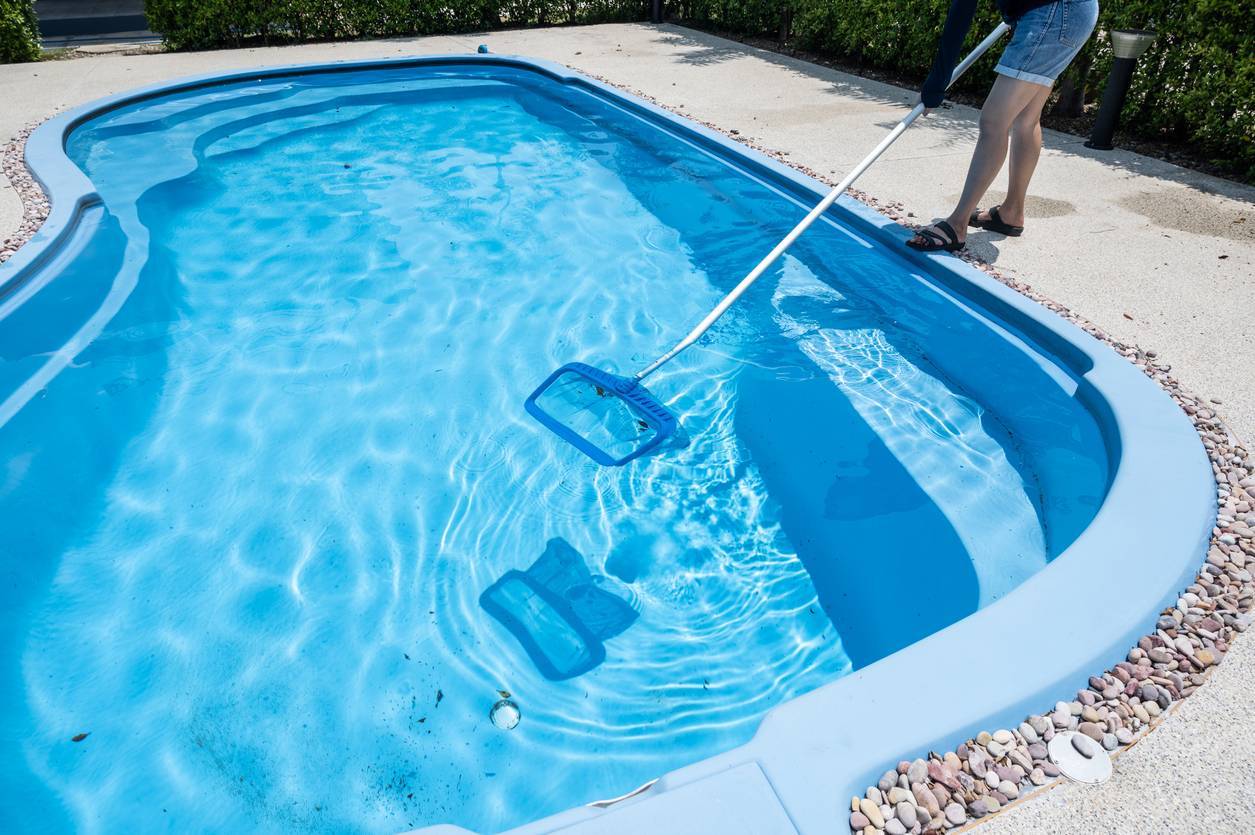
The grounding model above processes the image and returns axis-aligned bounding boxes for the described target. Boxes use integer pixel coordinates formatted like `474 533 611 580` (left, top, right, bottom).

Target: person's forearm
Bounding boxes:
921 0 981 107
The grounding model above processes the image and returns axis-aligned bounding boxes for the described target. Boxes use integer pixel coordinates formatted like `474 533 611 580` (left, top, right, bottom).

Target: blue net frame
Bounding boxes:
524 362 679 466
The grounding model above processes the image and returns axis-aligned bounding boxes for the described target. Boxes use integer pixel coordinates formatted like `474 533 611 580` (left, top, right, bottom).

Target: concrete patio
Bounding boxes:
2 22 1252 834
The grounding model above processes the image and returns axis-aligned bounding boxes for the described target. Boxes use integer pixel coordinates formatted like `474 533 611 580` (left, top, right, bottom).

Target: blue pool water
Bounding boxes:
0 65 1108 833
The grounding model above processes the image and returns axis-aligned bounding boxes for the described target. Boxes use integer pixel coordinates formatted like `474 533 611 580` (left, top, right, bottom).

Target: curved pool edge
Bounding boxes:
0 53 1215 835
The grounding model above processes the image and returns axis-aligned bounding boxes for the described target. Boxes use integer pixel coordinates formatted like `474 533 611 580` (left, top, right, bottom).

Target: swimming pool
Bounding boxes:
0 56 1212 834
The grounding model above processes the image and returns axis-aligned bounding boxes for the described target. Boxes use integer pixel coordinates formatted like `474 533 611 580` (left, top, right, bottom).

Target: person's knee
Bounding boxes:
1010 110 1043 144
978 107 1014 138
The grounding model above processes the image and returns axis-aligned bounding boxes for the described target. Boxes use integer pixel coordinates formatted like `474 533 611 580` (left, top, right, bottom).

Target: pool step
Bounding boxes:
552 762 796 835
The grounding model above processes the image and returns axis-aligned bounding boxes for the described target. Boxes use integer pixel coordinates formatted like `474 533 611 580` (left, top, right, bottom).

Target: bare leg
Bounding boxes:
909 75 1049 247
992 84 1051 227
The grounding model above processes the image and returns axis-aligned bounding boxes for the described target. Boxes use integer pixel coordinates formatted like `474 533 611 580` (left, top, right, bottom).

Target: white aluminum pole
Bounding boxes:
634 22 1011 381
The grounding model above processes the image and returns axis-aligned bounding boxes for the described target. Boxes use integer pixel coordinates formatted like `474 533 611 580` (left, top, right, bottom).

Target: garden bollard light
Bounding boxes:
1085 29 1157 150
779 6 793 45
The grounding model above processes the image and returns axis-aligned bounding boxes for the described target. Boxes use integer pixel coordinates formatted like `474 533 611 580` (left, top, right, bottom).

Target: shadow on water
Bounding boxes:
520 72 1108 664
735 364 979 665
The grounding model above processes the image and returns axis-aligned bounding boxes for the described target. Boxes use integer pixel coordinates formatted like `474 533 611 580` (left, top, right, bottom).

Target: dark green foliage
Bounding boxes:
140 0 1252 178
1075 0 1253 179
142 0 649 51
0 0 40 63
682 0 1254 179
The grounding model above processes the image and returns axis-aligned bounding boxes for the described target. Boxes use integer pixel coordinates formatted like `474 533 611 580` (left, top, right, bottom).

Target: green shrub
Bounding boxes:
1077 0 1253 179
680 0 1253 180
140 0 1252 178
143 0 649 51
0 0 40 63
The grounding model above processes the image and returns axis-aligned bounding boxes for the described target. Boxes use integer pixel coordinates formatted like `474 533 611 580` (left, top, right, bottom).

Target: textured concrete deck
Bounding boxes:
2 22 1253 834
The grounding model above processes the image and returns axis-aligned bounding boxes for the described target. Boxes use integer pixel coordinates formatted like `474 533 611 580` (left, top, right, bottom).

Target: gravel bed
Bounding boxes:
3 91 1253 834
1 128 50 266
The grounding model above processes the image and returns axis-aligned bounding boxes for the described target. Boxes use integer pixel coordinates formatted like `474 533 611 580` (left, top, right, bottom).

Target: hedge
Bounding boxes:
143 0 649 51
679 0 1254 180
0 0 40 63
141 0 1252 179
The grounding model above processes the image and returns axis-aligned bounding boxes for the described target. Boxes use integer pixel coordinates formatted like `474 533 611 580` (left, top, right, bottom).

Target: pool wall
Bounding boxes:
0 54 1215 835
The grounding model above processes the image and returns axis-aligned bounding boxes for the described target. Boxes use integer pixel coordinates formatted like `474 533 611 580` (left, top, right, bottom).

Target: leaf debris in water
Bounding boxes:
497 690 511 699
435 689 444 707
71 733 90 743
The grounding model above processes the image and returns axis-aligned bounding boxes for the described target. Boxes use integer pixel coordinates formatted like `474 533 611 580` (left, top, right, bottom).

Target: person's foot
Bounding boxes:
969 204 1025 236
906 220 966 252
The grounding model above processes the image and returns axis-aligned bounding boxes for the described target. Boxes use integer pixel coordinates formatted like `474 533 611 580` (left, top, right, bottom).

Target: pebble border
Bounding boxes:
1 127 50 266
3 79 1253 833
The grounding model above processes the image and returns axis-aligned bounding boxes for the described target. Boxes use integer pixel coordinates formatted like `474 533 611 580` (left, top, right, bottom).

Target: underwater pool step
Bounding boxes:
548 762 795 834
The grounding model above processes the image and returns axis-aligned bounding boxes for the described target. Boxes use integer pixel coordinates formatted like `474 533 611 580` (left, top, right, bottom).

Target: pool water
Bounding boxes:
0 65 1107 833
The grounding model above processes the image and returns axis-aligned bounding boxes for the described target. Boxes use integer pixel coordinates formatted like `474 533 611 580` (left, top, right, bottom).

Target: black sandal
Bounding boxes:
968 205 1024 237
906 220 965 252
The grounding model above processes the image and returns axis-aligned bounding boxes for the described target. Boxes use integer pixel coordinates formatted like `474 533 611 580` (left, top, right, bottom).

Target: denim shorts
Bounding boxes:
995 0 1100 87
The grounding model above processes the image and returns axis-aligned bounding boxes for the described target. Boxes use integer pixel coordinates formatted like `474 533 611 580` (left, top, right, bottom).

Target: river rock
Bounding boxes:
913 783 940 817
927 759 959 791
896 801 918 828
888 787 912 805
1072 733 1101 759
1078 722 1104 741
859 797 884 829
944 803 966 826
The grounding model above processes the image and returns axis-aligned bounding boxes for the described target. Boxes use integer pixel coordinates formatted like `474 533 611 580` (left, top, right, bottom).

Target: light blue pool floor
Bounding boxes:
0 67 1106 832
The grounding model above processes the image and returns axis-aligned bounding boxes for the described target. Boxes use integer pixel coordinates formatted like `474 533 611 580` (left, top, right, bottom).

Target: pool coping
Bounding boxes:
0 53 1216 834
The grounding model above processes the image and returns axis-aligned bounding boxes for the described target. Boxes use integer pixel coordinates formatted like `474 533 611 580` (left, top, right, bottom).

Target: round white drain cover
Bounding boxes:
1048 730 1113 784
490 699 521 730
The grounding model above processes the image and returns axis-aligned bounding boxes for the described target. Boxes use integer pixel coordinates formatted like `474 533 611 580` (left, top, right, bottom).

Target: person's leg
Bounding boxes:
987 83 1051 227
909 74 1048 248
